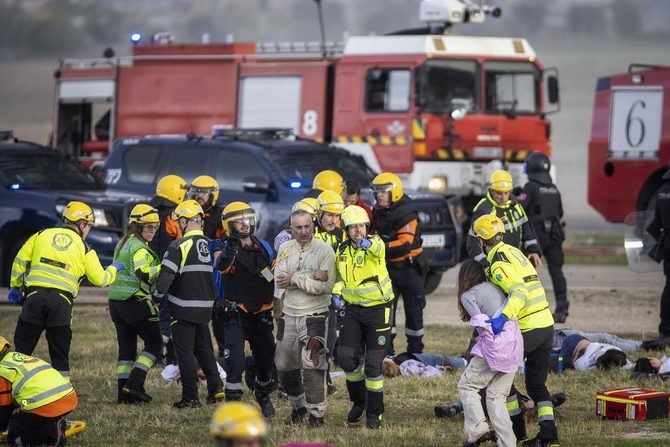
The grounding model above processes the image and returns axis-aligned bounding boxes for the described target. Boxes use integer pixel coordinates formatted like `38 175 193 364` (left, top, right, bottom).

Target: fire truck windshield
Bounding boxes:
418 59 478 114
484 61 539 117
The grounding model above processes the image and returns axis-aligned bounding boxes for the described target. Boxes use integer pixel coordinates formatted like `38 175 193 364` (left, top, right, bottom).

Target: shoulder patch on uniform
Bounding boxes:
491 251 510 264
196 239 211 263
52 232 73 252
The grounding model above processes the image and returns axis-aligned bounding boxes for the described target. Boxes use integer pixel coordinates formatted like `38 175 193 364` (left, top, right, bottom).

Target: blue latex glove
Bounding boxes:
331 294 345 310
7 288 21 305
111 262 124 271
485 313 508 335
357 238 372 250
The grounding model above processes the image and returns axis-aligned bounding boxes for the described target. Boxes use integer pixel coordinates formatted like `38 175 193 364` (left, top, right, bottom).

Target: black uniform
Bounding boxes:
216 236 275 410
648 177 670 337
372 195 426 354
154 229 222 404
203 205 224 240
518 180 568 319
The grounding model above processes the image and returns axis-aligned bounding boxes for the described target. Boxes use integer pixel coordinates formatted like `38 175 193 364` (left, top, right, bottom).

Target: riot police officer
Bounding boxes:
648 165 670 338
517 152 569 323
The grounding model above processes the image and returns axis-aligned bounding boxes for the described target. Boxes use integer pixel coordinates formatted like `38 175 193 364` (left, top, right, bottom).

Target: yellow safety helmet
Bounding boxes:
189 175 220 207
472 214 505 240
316 190 345 215
0 336 11 360
313 170 344 194
488 170 513 192
172 199 204 220
222 201 255 237
209 402 267 439
341 205 369 227
62 201 94 223
292 198 318 216
156 174 189 205
129 204 159 225
371 172 403 203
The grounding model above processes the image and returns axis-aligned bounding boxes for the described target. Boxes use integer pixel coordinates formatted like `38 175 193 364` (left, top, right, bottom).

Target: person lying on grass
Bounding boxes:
381 352 467 378
632 356 670 379
561 334 630 371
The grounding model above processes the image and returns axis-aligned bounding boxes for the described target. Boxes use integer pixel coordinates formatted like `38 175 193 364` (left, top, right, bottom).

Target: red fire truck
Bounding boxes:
51 0 559 199
588 64 670 222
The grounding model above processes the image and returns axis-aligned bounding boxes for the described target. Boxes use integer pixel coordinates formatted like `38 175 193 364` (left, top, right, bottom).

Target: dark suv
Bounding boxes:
0 132 129 285
102 129 464 293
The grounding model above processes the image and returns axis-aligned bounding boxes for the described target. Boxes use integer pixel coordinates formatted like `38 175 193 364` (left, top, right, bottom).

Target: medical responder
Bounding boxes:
517 153 569 323
153 200 224 408
466 170 541 268
473 215 559 447
0 336 78 447
209 402 267 447
336 205 394 429
314 190 346 396
342 179 373 223
7 201 120 378
274 210 335 427
215 202 275 417
648 164 670 339
371 172 425 354
108 204 162 404
149 174 188 365
189 175 223 239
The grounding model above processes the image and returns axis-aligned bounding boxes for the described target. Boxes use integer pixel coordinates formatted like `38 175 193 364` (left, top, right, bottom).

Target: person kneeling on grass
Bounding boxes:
382 352 467 378
458 313 524 447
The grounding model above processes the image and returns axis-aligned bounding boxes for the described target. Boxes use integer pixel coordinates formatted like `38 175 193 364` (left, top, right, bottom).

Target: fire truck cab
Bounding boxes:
51 0 559 200
588 64 670 222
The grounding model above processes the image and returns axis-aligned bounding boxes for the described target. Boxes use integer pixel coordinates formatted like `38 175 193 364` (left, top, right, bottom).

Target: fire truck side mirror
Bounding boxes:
542 67 560 114
547 76 559 104
242 175 273 195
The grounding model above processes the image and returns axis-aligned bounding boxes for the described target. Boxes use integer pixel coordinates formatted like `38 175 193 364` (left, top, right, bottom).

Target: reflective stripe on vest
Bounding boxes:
0 354 73 410
109 236 157 300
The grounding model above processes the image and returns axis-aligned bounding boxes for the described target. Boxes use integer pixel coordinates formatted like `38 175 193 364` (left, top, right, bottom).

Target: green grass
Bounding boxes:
1 305 669 446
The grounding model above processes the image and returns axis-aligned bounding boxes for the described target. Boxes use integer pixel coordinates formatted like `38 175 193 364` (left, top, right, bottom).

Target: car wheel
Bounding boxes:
424 270 443 295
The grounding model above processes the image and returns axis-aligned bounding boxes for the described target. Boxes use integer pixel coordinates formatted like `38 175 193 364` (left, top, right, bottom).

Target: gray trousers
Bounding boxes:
275 312 329 418
458 356 516 447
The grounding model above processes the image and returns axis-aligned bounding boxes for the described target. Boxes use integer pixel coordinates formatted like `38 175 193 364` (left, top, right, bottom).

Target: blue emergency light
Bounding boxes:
289 181 302 189
130 33 142 44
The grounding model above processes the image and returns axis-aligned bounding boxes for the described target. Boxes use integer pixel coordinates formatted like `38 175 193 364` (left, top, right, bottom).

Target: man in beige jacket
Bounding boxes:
275 210 335 427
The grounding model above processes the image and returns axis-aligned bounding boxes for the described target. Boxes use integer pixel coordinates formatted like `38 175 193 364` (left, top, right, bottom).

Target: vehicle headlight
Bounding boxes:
418 211 431 225
427 175 448 193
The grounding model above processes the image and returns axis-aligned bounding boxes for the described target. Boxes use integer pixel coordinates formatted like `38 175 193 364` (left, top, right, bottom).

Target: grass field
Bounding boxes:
1 302 669 447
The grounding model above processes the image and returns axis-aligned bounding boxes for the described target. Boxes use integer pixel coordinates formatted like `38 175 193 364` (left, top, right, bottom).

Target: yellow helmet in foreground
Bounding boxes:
472 215 505 240
371 172 403 203
313 170 344 194
317 190 345 215
129 204 159 225
172 200 204 220
292 198 318 216
62 201 94 224
341 205 369 227
222 201 255 238
488 170 513 192
156 174 189 204
189 175 220 207
210 402 267 439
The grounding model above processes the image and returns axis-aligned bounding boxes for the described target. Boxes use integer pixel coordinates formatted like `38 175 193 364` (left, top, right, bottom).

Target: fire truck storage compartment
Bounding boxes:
55 79 115 156
238 76 302 132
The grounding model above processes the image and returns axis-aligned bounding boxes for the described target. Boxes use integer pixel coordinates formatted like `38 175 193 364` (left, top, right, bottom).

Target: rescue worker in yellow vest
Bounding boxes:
149 174 188 365
209 402 267 447
371 172 425 354
189 175 224 240
153 200 224 408
466 170 542 268
108 204 162 404
0 336 78 447
8 201 120 378
314 190 346 396
336 206 394 429
473 215 559 447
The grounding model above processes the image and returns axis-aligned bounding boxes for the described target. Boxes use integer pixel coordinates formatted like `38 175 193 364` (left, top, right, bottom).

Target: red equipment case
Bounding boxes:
596 388 670 420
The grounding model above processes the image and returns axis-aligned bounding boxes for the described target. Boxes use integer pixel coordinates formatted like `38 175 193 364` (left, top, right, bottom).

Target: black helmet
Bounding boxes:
524 152 552 184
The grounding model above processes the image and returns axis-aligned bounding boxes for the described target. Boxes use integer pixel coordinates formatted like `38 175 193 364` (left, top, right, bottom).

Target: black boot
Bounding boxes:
523 421 559 447
463 430 497 447
512 414 528 442
117 380 135 404
224 389 242 402
434 404 463 418
206 389 225 404
171 398 201 409
285 406 307 425
346 380 366 423
255 391 275 418
122 386 152 403
365 413 382 429
307 414 324 428
347 403 365 424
